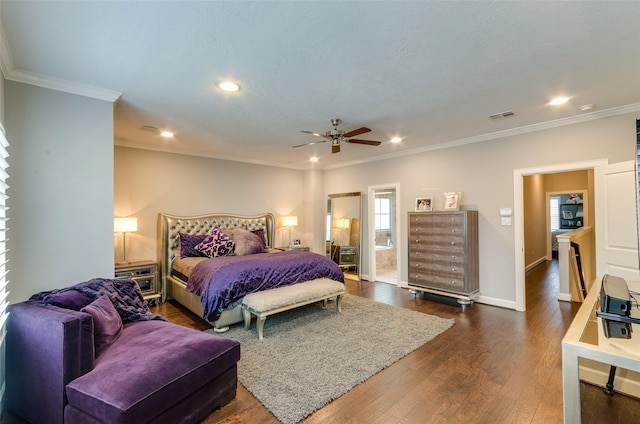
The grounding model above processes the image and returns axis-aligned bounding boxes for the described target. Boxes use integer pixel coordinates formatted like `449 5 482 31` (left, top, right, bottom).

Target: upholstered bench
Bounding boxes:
241 278 344 340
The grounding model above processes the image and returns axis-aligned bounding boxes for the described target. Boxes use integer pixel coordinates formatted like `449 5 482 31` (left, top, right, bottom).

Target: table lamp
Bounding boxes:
114 217 138 265
283 215 298 250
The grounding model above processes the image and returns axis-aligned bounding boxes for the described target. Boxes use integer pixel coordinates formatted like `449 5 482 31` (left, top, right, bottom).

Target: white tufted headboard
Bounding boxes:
157 212 276 300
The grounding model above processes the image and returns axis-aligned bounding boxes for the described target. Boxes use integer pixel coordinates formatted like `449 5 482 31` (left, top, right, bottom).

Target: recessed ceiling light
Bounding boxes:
579 104 596 112
549 97 570 106
160 131 174 138
218 81 240 92
390 137 402 143
309 157 319 163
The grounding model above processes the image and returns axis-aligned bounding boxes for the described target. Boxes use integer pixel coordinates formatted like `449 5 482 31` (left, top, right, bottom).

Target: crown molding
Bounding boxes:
0 22 121 103
323 102 640 170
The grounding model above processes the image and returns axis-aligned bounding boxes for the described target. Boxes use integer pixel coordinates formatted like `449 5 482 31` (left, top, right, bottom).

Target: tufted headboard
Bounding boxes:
157 212 276 299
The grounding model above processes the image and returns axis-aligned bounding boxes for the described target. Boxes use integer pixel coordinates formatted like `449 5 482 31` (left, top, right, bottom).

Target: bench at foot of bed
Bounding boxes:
241 278 344 340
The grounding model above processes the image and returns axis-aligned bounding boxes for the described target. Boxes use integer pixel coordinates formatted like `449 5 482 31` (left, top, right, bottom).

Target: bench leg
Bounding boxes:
242 308 251 330
336 294 343 313
257 316 267 340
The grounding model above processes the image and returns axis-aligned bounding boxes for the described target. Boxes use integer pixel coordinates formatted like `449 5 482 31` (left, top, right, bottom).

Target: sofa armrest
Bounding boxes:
6 301 95 424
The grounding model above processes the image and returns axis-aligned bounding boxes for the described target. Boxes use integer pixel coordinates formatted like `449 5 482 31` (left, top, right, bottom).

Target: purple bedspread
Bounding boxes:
186 250 344 320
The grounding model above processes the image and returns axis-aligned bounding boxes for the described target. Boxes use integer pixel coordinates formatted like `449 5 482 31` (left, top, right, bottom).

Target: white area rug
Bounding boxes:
206 293 454 424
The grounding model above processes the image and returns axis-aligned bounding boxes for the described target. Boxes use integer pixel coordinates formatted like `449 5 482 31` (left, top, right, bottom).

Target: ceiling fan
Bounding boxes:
293 118 382 154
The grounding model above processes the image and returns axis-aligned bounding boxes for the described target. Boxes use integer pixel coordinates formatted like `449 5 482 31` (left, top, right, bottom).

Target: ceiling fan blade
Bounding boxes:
347 138 382 146
292 140 327 148
301 130 325 137
343 127 371 138
332 143 340 154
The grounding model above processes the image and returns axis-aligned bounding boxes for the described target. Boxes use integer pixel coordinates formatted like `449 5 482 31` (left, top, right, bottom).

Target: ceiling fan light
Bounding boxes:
390 137 402 143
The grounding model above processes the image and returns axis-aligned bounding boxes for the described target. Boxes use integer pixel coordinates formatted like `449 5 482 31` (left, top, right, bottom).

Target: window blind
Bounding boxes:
550 197 560 231
0 122 9 412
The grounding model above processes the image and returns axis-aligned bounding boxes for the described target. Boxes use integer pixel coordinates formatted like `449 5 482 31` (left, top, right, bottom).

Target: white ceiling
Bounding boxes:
2 1 639 170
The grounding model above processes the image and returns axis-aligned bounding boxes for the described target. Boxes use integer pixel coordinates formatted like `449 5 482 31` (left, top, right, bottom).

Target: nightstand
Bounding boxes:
114 260 161 305
276 246 310 251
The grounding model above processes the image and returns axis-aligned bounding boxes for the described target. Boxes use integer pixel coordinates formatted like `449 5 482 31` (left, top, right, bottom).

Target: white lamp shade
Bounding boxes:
114 217 138 233
283 215 298 227
336 218 350 229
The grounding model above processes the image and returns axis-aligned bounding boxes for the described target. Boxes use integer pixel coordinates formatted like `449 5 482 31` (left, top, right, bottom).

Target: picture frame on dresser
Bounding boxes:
415 197 433 211
293 238 302 246
443 192 461 211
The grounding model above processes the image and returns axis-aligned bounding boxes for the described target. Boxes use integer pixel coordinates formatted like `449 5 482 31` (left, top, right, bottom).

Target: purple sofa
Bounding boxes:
6 293 241 423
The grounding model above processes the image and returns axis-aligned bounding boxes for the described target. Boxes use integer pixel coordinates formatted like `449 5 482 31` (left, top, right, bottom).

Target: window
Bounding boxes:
550 196 560 231
0 123 9 409
375 197 391 230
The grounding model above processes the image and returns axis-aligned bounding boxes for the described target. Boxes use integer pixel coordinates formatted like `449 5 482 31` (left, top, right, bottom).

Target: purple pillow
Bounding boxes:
251 228 268 248
233 228 266 256
43 290 93 311
81 296 123 357
195 226 235 257
179 233 207 258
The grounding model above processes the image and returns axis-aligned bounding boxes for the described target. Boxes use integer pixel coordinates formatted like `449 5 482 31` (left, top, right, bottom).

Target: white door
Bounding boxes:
594 160 640 281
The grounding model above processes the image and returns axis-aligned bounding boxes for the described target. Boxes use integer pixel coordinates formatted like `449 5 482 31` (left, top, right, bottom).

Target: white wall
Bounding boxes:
6 82 114 302
324 112 638 306
114 146 309 261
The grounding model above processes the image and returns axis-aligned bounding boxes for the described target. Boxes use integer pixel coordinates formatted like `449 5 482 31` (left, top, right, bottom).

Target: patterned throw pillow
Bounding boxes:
195 226 235 257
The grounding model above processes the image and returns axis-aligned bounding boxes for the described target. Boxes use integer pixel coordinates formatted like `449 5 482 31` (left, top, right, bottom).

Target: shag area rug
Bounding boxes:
206 294 454 424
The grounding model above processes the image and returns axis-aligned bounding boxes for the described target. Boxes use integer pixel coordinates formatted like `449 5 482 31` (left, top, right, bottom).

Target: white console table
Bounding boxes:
562 277 640 423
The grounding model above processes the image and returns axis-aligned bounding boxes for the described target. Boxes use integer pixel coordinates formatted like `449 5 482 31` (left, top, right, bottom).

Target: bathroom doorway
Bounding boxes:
369 185 399 285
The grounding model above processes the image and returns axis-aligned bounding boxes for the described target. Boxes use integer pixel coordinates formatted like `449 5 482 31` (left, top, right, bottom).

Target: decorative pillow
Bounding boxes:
179 233 207 258
251 228 268 248
232 228 266 256
195 226 235 257
43 290 93 311
81 296 123 357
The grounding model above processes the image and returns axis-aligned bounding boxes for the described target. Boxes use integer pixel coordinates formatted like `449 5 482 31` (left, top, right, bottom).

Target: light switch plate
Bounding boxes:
501 217 512 226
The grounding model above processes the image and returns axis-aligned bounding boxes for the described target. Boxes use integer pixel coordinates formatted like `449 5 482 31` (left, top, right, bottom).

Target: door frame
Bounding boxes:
367 183 401 285
513 159 607 311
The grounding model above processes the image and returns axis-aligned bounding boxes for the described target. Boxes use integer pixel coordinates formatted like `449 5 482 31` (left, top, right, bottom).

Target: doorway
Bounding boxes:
368 184 401 285
514 159 607 311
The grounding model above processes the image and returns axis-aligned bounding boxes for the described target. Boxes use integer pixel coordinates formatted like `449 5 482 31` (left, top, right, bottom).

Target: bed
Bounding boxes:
157 212 344 331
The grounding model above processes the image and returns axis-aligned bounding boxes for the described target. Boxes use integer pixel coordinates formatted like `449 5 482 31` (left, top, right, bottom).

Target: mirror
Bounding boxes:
327 192 361 281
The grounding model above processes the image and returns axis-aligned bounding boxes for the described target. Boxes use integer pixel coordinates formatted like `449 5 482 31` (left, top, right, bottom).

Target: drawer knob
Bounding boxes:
451 280 456 284
451 241 455 245
415 239 419 243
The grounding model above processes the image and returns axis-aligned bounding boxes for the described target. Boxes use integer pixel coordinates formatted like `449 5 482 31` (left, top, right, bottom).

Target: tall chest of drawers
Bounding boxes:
407 210 479 309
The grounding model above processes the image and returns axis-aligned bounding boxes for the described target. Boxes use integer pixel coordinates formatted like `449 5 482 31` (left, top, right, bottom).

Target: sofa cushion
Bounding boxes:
81 296 123 357
65 320 240 424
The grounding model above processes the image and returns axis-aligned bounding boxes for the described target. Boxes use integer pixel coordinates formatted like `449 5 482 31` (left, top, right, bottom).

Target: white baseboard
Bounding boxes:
558 292 572 302
477 295 516 310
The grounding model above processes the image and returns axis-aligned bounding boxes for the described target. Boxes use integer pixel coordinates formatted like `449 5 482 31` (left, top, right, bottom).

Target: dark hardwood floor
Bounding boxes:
152 259 640 424
4 260 639 423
